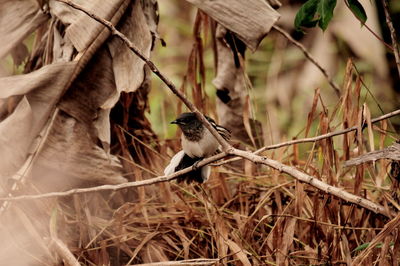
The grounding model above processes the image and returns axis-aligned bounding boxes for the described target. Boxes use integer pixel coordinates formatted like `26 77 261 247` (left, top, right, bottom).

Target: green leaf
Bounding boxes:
353 242 370 252
347 0 367 24
317 0 337 31
294 0 320 30
353 242 394 253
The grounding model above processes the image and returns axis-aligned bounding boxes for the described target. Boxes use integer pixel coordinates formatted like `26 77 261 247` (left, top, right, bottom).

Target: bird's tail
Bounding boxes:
164 150 210 183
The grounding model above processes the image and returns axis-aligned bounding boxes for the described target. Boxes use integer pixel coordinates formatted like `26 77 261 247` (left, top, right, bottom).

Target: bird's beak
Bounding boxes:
170 120 179 125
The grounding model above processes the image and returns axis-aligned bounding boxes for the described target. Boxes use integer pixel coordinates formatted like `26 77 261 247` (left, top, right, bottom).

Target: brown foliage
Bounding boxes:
0 0 399 266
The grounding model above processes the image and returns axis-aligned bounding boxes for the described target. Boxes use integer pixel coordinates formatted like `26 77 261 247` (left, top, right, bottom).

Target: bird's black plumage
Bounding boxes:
174 153 204 183
165 112 230 183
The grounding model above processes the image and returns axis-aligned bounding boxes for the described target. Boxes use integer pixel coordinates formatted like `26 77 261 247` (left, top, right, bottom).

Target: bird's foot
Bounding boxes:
192 158 203 171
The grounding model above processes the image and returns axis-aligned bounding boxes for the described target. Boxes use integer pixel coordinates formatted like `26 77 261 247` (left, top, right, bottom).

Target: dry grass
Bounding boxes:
1 2 399 265
10 63 394 265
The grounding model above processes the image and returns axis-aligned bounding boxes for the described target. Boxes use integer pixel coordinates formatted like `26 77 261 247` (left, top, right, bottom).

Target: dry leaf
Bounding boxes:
243 95 256 147
185 0 280 51
226 239 251 266
277 217 296 265
0 97 33 179
104 0 152 108
34 112 126 185
52 0 127 52
0 62 76 98
0 0 47 59
305 88 320 137
0 62 77 180
10 42 29 66
363 104 375 153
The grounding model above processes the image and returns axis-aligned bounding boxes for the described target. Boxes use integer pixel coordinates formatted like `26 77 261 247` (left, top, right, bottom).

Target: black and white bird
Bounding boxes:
164 112 231 183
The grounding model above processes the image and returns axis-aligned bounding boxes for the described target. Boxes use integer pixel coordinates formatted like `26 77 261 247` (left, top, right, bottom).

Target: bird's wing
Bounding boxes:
164 150 186 175
205 116 231 140
201 165 211 183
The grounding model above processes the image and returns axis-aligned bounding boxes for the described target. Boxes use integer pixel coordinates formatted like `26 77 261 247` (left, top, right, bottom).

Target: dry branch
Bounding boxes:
0 146 392 217
231 148 391 217
49 0 395 219
381 0 400 78
214 108 400 166
272 25 341 97
344 142 400 167
0 153 227 201
55 0 230 152
51 238 80 266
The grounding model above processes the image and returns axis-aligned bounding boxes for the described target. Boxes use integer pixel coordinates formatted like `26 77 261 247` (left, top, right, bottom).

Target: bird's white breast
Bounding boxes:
181 129 219 158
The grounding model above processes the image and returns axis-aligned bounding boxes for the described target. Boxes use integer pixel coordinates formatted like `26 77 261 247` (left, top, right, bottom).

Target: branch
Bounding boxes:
0 147 393 217
343 0 394 52
230 148 392 217
51 238 81 266
381 0 400 79
344 142 400 167
259 108 400 151
0 153 227 201
55 0 231 151
47 1 395 218
214 108 400 166
272 25 341 97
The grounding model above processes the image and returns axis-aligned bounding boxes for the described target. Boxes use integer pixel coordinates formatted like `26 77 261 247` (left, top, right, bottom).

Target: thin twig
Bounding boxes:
55 0 231 152
0 108 60 214
48 0 395 218
272 25 341 97
258 108 400 151
51 238 81 266
214 108 400 166
381 0 400 79
0 146 392 217
343 0 393 52
0 153 227 201
231 148 392 217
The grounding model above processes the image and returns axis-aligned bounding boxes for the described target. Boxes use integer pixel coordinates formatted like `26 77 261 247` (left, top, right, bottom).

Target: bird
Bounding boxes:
164 112 231 183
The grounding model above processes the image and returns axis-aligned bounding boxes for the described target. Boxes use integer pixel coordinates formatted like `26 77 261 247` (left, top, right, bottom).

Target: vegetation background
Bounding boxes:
0 0 400 265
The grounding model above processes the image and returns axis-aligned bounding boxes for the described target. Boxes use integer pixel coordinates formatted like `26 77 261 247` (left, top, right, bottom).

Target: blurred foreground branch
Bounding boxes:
51 238 80 266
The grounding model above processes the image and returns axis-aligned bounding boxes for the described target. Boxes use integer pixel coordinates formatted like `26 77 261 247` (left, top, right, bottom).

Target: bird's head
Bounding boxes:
171 112 202 134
